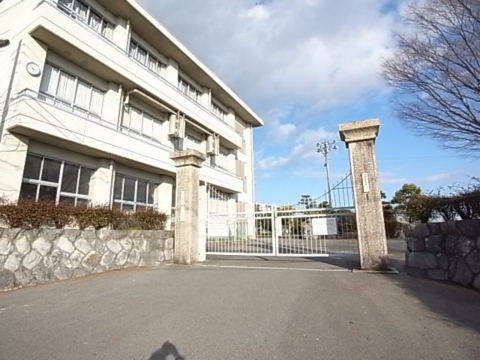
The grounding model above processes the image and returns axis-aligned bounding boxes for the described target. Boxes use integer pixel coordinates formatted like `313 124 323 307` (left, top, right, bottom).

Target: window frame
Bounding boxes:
20 153 93 206
122 104 166 142
128 39 166 77
113 173 157 211
211 99 228 121
57 0 114 40
178 76 201 103
40 62 105 119
207 185 230 214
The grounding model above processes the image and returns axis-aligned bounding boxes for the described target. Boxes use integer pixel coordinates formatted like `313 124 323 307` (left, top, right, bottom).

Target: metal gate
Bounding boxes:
206 174 358 257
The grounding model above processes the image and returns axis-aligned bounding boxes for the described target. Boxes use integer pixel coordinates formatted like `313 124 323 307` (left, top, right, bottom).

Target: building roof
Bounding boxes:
96 0 264 127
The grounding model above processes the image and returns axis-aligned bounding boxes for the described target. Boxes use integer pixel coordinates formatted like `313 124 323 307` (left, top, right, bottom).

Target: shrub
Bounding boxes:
0 200 60 229
72 206 114 230
0 203 27 228
0 201 168 230
384 216 401 238
405 194 435 223
131 210 167 230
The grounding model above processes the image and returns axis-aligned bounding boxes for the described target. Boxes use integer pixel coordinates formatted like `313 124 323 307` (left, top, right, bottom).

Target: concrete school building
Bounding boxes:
0 0 263 218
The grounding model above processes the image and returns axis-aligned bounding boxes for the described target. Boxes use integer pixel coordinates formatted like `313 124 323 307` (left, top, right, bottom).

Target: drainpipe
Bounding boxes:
0 39 22 141
117 85 124 131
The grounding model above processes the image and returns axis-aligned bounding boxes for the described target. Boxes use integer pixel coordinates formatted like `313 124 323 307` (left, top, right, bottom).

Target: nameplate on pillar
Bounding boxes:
179 190 185 221
362 173 370 193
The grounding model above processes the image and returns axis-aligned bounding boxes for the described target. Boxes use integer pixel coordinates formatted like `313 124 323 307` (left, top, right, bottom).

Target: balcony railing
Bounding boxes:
45 0 238 131
11 89 173 152
14 88 114 127
46 0 123 52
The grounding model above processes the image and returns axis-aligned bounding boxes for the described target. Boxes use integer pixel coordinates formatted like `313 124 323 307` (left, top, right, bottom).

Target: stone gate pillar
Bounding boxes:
339 119 388 269
170 150 206 264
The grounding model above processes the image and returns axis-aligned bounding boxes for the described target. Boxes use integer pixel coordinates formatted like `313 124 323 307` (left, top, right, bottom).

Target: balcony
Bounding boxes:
33 0 243 148
201 164 244 194
6 89 176 175
6 90 245 193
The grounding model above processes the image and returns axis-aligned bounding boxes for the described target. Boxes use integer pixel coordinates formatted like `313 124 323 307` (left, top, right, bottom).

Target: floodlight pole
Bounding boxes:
317 140 338 207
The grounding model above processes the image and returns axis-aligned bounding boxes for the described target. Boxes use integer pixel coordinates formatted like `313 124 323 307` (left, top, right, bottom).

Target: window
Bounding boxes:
211 100 227 121
178 77 201 103
213 146 231 171
57 0 114 39
129 40 165 77
19 153 93 206
184 129 204 152
122 105 166 142
40 63 105 118
207 185 229 214
113 173 156 211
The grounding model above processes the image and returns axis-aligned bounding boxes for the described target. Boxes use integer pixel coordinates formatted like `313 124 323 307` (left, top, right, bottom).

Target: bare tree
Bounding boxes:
383 0 480 153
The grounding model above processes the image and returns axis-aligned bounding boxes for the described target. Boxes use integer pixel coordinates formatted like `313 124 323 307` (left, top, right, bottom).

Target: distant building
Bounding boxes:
0 0 263 219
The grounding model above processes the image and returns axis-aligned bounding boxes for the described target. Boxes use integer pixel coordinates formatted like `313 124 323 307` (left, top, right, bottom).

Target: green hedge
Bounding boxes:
0 201 167 230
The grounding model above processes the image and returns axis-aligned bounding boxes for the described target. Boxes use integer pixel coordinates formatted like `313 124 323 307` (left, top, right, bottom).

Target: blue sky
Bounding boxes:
139 0 480 204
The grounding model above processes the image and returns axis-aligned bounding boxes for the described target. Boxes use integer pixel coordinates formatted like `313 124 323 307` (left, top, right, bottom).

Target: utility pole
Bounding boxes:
316 140 338 207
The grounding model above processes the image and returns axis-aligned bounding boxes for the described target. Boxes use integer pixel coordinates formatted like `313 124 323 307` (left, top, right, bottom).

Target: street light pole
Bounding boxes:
316 140 338 207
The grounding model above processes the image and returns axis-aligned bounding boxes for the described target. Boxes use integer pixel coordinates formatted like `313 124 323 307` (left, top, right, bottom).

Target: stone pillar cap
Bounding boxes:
170 149 206 168
339 118 380 144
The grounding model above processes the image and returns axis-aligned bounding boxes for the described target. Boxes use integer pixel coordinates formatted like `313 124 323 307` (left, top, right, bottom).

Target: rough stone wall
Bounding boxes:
0 229 174 291
405 220 480 291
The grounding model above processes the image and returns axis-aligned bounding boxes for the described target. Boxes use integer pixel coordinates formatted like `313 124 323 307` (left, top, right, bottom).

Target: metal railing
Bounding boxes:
47 0 241 132
206 173 359 257
206 207 358 257
13 88 115 127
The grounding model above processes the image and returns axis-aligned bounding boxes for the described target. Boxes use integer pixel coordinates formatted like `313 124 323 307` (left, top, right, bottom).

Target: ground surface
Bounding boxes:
0 240 479 360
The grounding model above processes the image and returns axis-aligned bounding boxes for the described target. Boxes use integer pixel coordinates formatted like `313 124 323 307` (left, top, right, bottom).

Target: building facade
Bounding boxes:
0 0 263 221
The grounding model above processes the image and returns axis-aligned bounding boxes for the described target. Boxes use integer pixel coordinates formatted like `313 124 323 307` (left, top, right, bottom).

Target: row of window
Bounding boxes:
211 101 227 121
37 63 236 174
40 63 104 118
207 185 230 214
128 40 166 77
56 0 231 123
37 65 234 166
113 174 155 211
19 154 158 211
122 105 166 142
58 0 114 39
178 76 202 102
20 154 92 206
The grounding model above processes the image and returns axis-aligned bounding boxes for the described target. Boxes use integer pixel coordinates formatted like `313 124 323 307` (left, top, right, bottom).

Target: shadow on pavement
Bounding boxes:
206 254 360 270
385 240 480 333
148 341 185 360
301 253 360 269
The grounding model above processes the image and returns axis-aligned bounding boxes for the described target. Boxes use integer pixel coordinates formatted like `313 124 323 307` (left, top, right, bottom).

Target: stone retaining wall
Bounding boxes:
0 228 174 291
405 220 480 291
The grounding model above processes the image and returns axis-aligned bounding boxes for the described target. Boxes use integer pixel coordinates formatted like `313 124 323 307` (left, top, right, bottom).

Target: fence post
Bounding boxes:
339 119 388 269
170 150 206 264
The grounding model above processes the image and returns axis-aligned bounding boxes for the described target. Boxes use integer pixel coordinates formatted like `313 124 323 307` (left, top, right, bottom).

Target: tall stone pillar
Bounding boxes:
170 150 206 264
339 119 388 269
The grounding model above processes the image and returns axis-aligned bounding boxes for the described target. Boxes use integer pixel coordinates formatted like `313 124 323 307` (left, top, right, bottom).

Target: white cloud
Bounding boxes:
241 4 272 21
269 122 296 142
256 127 336 169
138 0 396 112
380 171 463 185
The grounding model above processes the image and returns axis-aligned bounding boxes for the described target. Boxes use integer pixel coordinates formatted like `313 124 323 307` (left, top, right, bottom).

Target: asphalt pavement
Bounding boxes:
0 240 479 360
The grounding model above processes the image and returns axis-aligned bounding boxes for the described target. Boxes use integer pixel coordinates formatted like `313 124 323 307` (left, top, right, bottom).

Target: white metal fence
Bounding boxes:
206 174 359 257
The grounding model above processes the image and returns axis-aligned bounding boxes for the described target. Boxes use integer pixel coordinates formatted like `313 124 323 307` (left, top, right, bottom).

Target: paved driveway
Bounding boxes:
0 242 479 360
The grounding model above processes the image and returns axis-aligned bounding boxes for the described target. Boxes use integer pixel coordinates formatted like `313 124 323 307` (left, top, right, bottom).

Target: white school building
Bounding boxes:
0 0 263 221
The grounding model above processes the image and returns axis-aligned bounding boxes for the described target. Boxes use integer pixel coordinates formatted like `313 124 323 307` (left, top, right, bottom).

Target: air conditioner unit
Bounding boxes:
206 134 220 155
168 113 185 138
